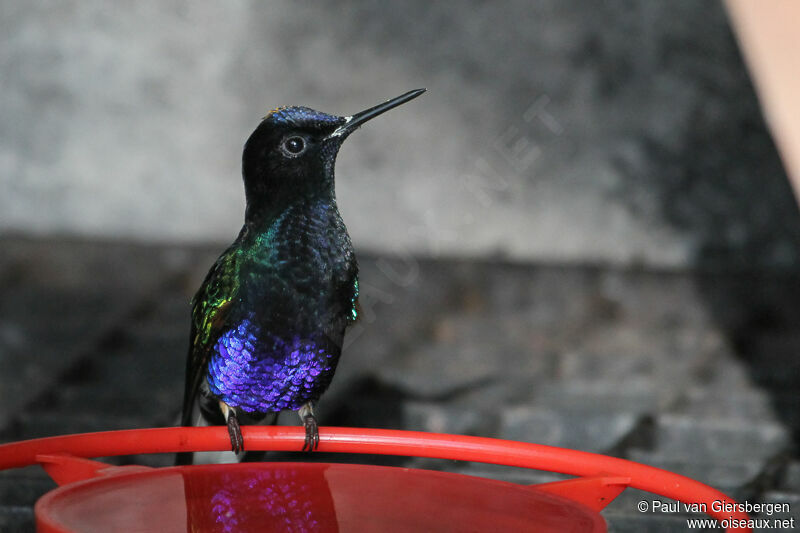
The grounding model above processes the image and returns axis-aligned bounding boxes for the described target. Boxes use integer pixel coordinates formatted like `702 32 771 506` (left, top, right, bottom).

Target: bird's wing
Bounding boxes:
181 248 241 426
324 262 360 349
348 277 360 324
344 256 359 325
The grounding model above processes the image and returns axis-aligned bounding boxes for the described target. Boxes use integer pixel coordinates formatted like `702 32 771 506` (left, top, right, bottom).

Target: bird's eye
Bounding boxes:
281 136 306 157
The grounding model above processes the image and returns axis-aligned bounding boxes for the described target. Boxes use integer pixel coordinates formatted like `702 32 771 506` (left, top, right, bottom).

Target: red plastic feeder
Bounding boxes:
0 426 752 532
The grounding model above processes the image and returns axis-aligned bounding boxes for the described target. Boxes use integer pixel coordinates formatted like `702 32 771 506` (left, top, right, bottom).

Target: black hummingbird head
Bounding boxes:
242 88 425 220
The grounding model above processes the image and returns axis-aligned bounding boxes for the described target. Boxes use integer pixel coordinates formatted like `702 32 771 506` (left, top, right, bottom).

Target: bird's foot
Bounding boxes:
227 413 244 453
302 414 319 451
221 403 244 454
298 403 319 452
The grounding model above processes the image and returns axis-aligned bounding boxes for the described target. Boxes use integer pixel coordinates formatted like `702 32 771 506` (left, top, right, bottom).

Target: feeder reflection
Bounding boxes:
184 464 338 532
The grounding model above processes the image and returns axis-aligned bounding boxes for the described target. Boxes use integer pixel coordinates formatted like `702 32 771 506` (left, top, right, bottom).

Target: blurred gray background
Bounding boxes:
3 1 799 268
3 2 800 532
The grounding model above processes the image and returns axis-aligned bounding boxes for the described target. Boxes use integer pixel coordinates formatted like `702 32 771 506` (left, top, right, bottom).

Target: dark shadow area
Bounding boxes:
623 13 800 452
697 274 800 450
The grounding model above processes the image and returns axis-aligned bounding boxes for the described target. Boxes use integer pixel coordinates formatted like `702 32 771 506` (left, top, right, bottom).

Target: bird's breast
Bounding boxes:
250 202 355 299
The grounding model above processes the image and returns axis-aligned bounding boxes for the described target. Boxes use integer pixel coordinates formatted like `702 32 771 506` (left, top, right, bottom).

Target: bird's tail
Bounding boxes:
174 396 205 466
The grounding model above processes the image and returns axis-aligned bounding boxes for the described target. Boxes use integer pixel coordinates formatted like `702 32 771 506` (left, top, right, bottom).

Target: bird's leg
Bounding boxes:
220 401 244 454
298 402 319 452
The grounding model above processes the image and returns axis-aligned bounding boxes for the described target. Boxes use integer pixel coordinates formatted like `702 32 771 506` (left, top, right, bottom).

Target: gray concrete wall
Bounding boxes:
1 1 798 269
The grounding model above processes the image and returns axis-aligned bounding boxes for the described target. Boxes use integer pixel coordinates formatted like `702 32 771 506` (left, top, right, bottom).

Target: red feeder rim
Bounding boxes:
0 426 752 532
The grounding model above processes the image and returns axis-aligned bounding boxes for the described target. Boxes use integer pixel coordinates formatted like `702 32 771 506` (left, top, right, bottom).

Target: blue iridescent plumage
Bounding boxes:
208 318 334 413
265 106 343 129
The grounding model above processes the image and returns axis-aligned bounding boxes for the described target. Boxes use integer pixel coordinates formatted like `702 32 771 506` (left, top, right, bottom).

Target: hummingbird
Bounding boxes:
178 89 426 464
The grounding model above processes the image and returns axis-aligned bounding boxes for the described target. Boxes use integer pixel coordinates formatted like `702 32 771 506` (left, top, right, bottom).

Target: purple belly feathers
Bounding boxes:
207 318 335 413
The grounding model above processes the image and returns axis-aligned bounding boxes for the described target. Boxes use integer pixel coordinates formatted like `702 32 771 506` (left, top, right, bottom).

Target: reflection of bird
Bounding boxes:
183 465 337 532
177 89 426 464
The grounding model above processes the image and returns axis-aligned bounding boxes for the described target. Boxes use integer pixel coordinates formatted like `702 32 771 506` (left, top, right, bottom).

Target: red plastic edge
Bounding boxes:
36 454 153 486
0 426 751 532
534 476 630 512
36 455 110 486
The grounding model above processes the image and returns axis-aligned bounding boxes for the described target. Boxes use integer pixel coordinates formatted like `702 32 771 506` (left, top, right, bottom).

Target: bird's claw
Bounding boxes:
302 414 319 452
227 412 244 454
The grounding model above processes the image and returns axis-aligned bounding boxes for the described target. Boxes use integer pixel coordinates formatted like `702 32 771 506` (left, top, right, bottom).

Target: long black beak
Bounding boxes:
330 88 426 138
